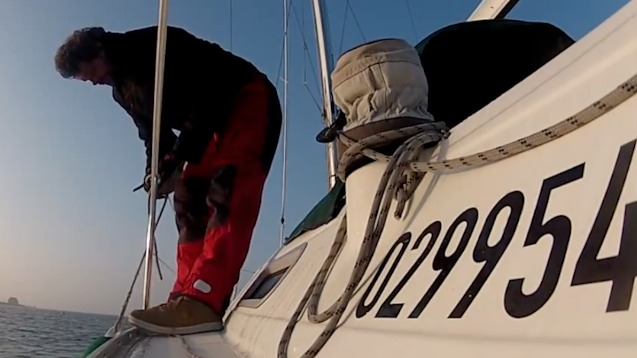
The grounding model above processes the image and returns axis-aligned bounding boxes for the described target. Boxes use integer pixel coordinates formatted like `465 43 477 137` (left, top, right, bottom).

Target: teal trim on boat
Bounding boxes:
81 336 111 357
285 178 346 244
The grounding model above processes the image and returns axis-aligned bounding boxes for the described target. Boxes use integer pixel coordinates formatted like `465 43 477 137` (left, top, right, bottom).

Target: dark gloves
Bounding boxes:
134 137 186 197
141 152 183 198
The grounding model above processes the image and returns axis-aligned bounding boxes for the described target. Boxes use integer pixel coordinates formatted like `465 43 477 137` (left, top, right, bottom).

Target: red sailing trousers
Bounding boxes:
170 74 281 314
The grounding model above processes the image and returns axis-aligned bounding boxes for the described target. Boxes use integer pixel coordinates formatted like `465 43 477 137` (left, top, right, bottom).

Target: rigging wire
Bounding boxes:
279 0 291 247
338 0 366 53
404 0 419 42
290 1 323 113
337 2 349 53
299 0 323 113
346 0 366 42
113 196 168 333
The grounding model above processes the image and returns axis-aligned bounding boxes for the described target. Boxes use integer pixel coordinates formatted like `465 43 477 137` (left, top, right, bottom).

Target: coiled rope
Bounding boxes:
277 73 637 358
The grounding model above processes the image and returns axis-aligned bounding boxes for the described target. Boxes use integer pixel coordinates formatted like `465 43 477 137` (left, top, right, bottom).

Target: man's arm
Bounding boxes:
118 25 227 165
145 26 220 164
112 89 177 173
170 120 215 165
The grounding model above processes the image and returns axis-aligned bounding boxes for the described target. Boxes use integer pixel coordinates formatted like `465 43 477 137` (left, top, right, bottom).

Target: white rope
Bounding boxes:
277 73 637 358
277 122 447 358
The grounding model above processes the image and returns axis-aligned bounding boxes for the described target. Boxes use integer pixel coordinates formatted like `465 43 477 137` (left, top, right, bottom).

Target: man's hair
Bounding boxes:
54 27 107 78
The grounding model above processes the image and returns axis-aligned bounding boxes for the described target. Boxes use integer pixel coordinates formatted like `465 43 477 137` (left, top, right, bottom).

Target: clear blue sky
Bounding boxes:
0 0 628 315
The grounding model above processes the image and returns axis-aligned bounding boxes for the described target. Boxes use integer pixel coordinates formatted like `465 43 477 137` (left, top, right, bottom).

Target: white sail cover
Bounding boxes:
330 38 434 132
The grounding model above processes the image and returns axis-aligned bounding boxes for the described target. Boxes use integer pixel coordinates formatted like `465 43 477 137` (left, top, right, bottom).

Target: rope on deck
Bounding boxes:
277 73 637 357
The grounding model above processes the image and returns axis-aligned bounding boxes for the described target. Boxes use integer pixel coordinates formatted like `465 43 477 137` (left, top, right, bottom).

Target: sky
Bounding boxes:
0 0 629 316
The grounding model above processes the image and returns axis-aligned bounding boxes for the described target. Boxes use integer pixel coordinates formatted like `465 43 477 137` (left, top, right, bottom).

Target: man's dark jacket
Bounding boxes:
101 26 261 171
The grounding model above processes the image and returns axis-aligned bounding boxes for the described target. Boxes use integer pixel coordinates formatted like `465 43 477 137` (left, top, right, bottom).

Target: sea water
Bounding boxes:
0 304 116 358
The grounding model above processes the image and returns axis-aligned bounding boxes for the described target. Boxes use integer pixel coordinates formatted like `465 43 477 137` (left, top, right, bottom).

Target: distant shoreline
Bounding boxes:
0 301 21 305
0 301 34 308
0 302 118 317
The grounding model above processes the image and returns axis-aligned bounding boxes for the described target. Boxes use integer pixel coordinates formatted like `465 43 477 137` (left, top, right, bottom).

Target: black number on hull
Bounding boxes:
504 164 585 318
376 221 441 318
409 208 479 319
571 140 637 312
449 191 525 318
352 139 637 321
355 233 411 318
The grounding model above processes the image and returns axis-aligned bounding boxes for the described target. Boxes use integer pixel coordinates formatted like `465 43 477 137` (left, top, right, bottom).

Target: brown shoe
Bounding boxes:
128 296 223 335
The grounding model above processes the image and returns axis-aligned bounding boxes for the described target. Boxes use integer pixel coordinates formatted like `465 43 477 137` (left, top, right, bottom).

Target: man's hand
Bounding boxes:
142 153 183 197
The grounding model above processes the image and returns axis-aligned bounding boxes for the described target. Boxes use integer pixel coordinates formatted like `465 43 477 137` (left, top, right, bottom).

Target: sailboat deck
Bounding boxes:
91 328 243 358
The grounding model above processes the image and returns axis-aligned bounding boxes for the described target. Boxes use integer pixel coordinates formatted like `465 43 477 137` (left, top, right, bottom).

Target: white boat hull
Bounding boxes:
87 0 637 356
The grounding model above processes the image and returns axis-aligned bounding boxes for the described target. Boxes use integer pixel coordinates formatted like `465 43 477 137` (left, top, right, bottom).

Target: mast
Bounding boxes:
142 0 170 309
467 0 520 20
311 0 338 189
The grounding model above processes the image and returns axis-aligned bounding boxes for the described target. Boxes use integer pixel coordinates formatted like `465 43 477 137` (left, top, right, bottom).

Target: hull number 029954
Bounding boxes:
355 139 637 320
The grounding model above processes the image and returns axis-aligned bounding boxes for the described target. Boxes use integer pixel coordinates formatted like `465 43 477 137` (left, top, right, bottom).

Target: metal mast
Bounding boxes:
142 0 170 309
467 0 520 20
311 0 338 189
